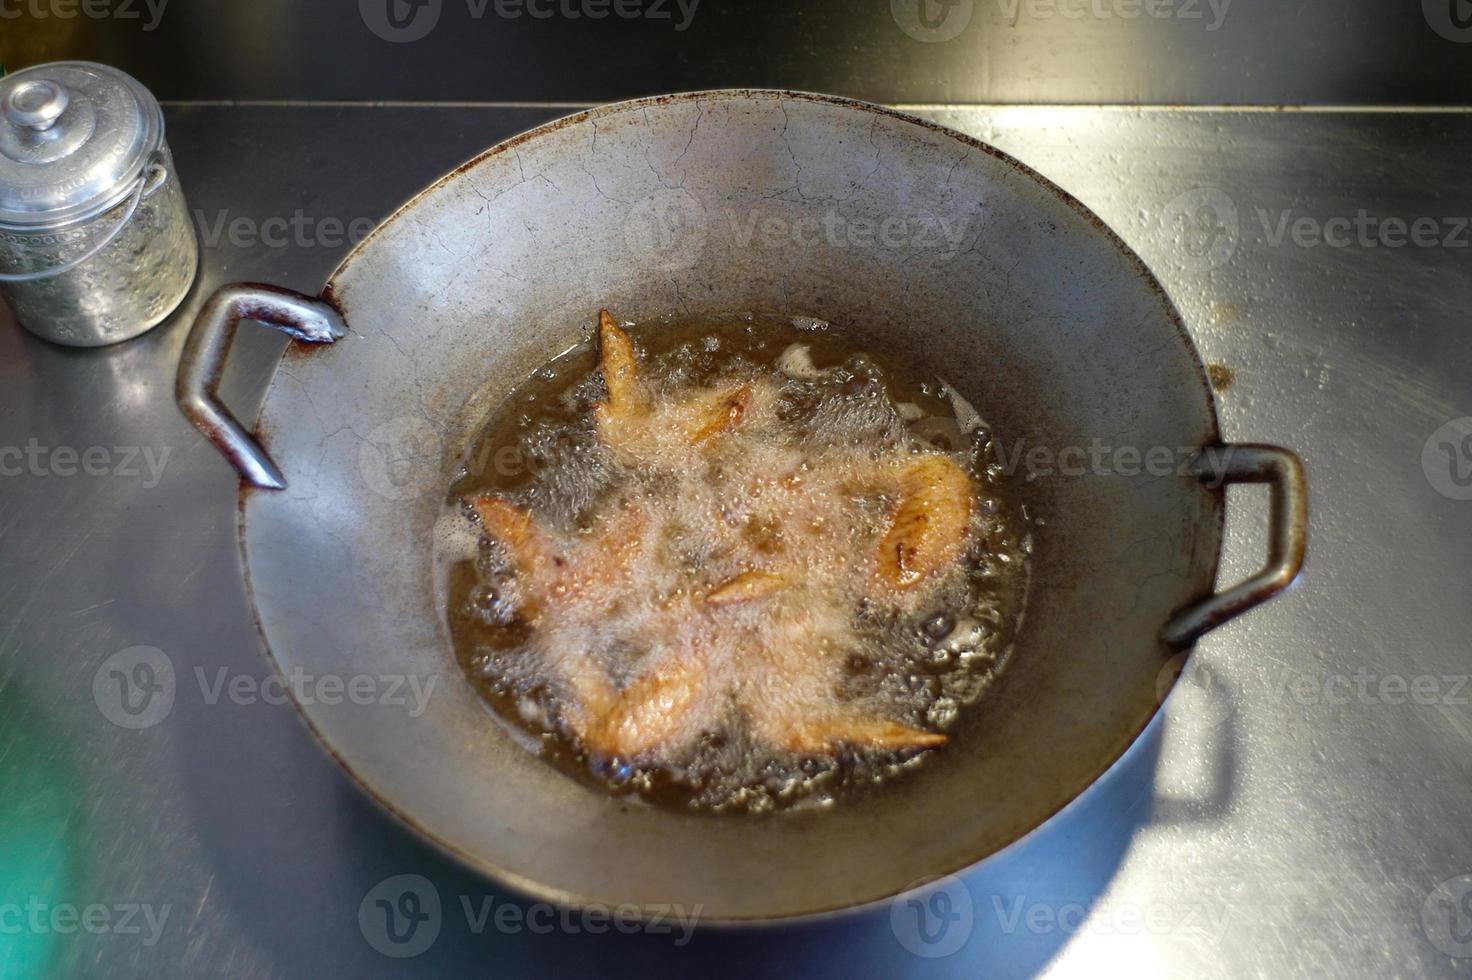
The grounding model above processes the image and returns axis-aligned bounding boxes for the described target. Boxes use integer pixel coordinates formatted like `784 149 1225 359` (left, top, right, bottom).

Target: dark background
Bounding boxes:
2 0 1470 105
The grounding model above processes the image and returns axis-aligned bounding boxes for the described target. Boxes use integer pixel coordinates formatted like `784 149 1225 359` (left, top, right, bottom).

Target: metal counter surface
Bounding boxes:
0 104 1467 978
9 1 1472 107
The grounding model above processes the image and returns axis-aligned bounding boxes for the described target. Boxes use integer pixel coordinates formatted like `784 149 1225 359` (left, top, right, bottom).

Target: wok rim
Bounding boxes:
243 88 1225 925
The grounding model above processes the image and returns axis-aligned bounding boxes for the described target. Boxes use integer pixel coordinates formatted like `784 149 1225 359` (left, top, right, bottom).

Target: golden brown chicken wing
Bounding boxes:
465 310 973 769
876 454 973 590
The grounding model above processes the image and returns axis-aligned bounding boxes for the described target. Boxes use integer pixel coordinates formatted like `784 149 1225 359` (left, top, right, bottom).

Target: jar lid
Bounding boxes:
0 62 163 229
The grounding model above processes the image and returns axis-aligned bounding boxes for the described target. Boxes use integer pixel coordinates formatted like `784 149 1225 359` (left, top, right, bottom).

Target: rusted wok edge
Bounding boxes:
175 282 347 491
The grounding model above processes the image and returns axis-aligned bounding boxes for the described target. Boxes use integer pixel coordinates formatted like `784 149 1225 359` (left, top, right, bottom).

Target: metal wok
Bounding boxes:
176 90 1305 921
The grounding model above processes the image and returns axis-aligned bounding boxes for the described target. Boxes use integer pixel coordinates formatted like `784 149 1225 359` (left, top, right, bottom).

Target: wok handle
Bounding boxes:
175 283 346 491
1161 444 1307 647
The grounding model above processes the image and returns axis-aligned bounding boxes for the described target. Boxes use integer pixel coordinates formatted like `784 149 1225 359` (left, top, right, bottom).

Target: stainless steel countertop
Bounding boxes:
1 104 1468 979
14 1 1472 107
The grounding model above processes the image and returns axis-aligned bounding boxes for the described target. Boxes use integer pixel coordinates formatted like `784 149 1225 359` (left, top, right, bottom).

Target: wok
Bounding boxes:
175 90 1305 921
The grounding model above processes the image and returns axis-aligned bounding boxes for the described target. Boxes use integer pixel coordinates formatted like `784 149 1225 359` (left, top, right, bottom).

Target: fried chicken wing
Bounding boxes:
468 494 645 621
471 492 701 757
706 569 787 606
744 601 949 755
594 311 760 454
466 310 983 774
758 713 948 753
677 382 754 445
579 655 706 758
472 496 552 574
591 310 652 450
876 455 973 590
597 309 648 413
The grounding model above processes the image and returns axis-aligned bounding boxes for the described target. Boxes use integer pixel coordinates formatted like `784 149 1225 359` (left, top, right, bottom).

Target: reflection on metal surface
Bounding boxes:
0 682 82 980
4 1 1472 104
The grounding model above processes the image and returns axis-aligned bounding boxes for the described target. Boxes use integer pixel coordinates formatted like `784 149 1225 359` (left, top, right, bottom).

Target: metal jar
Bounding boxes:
0 61 198 347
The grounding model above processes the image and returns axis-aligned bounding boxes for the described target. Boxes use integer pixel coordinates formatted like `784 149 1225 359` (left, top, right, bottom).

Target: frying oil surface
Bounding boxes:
444 313 1030 813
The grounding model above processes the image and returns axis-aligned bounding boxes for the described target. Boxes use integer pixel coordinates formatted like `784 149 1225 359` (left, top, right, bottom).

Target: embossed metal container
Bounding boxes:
0 61 198 347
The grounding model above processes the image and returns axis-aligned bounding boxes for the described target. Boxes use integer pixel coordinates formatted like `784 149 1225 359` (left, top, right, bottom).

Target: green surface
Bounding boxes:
0 680 83 980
